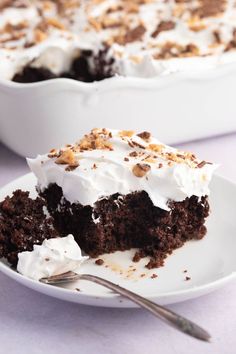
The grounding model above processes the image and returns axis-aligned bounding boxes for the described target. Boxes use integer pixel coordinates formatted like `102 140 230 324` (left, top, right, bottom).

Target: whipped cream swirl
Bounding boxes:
27 128 217 211
17 235 88 281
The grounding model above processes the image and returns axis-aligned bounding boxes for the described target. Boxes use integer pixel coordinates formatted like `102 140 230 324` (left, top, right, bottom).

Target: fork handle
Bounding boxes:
79 273 210 342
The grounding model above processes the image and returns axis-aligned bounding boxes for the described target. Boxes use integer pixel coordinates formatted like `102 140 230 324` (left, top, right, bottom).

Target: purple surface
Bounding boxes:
0 134 236 354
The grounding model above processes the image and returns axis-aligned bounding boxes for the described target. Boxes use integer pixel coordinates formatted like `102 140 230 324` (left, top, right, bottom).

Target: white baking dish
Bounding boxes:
0 62 236 157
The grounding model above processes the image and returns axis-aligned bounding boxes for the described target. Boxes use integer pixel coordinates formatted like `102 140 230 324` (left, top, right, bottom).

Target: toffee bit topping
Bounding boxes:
186 13 207 32
46 17 65 30
132 163 151 178
143 157 156 164
79 128 113 151
34 28 48 43
153 42 200 60
47 128 212 172
119 130 135 138
55 149 76 165
137 131 151 142
48 148 58 158
148 144 164 152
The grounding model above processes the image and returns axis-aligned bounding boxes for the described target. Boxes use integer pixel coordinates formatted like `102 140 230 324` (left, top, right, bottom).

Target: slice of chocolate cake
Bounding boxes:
28 128 217 268
0 190 58 267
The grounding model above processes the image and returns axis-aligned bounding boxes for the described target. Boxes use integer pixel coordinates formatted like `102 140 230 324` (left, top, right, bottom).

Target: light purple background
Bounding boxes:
0 134 236 354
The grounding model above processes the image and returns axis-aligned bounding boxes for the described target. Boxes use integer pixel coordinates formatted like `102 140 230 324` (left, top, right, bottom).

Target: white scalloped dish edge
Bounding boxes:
0 56 236 157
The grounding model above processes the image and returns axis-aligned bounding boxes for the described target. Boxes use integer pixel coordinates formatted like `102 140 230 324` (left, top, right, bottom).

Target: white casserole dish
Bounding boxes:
0 61 236 157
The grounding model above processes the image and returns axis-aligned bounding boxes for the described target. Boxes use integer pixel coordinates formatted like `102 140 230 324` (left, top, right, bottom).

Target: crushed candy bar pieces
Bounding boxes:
46 128 212 173
55 149 76 165
132 163 151 177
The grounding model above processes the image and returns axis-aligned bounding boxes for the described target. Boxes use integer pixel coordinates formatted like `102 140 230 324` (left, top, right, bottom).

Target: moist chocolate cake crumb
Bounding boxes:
13 66 57 83
0 190 58 266
13 48 115 83
151 274 158 279
41 183 209 270
95 258 104 266
146 257 165 269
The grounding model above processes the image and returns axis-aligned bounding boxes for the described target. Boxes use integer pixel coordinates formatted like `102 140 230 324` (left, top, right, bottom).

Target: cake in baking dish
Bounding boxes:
1 1 236 83
27 128 216 268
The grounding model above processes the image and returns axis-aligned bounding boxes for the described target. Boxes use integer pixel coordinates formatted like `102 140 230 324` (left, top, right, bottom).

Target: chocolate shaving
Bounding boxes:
65 163 79 172
151 21 175 38
197 161 207 168
213 30 221 44
131 140 146 149
192 0 226 19
122 24 146 44
137 131 151 141
129 151 138 157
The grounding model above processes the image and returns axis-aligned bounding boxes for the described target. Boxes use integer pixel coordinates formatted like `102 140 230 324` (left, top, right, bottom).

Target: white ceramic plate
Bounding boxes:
0 173 236 308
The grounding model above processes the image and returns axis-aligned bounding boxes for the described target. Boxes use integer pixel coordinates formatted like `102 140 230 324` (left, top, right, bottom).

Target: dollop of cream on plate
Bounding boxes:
17 235 88 281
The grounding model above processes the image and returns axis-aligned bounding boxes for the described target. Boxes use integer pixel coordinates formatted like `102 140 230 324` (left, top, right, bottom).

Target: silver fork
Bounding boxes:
40 271 211 342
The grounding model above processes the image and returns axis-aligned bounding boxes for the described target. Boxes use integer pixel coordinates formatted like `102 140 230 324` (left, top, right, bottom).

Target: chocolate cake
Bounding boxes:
13 49 115 84
41 185 209 269
1 1 236 83
27 128 216 268
0 190 58 267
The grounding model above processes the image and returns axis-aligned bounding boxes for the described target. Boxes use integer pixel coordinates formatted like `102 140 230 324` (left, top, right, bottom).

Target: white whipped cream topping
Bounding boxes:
1 0 236 80
27 129 217 211
17 235 88 281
